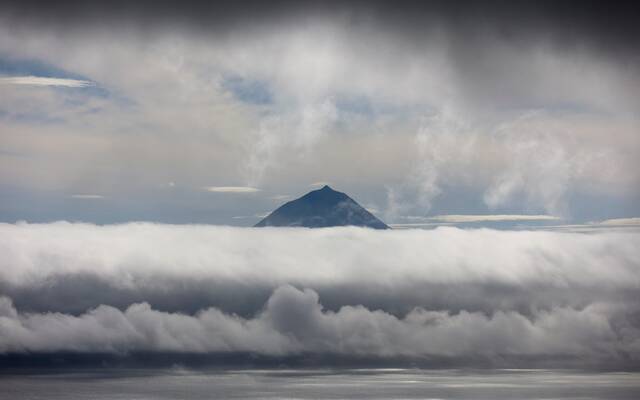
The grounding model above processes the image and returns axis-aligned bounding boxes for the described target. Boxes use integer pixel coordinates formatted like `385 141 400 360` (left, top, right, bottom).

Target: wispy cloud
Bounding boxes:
0 76 94 87
270 195 291 201
203 186 260 193
232 212 270 219
426 214 561 223
599 217 640 226
309 181 331 188
390 222 449 229
390 214 561 229
69 194 104 199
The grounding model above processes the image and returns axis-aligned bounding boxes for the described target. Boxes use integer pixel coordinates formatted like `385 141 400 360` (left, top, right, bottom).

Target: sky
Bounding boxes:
0 1 638 227
0 1 640 371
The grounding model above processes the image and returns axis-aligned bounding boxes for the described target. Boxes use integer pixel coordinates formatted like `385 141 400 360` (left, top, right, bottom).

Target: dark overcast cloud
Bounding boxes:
3 0 640 51
1 285 639 369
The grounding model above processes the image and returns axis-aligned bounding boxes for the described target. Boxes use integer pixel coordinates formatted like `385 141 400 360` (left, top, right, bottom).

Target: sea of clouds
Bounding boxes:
1 222 639 367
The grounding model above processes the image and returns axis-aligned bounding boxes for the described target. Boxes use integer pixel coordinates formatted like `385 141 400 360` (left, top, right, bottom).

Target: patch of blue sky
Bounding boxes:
56 86 110 109
334 94 374 116
0 55 136 122
0 56 81 79
221 75 273 105
334 93 432 117
546 102 614 117
330 93 428 135
58 83 110 98
0 109 65 125
503 99 611 117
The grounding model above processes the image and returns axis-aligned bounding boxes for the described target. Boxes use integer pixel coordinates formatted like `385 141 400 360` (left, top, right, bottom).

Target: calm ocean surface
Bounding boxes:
1 369 639 399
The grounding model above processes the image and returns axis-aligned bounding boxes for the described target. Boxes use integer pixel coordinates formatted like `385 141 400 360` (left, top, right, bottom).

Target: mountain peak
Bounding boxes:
255 186 389 229
311 184 337 195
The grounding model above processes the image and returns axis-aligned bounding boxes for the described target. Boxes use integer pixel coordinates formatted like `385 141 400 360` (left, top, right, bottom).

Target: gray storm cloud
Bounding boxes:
0 285 638 367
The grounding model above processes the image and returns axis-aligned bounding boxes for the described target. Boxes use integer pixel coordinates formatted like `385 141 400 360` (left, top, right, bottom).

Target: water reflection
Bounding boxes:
1 369 639 399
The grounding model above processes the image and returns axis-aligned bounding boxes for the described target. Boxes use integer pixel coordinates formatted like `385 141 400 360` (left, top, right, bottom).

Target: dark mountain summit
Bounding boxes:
255 185 389 229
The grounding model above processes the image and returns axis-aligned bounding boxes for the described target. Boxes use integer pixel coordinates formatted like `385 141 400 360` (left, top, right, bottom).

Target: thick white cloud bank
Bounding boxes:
1 222 639 288
0 222 639 366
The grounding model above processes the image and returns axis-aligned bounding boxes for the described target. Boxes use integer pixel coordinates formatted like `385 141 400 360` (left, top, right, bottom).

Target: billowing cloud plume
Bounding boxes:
385 112 470 219
483 113 572 216
245 100 338 186
1 285 638 368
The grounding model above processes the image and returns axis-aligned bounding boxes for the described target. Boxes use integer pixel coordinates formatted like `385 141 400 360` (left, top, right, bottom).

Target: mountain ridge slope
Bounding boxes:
255 185 389 229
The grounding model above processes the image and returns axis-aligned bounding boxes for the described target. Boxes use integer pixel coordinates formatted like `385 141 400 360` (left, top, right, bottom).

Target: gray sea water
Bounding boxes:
1 369 639 399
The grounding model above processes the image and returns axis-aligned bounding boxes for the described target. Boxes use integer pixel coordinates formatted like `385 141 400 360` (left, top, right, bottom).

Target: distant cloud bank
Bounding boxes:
426 214 561 223
599 217 640 226
70 194 104 199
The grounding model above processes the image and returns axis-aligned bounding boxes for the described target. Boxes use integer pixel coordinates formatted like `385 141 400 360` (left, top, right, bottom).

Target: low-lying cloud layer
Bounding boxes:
0 222 639 367
1 285 638 368
3 222 638 288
